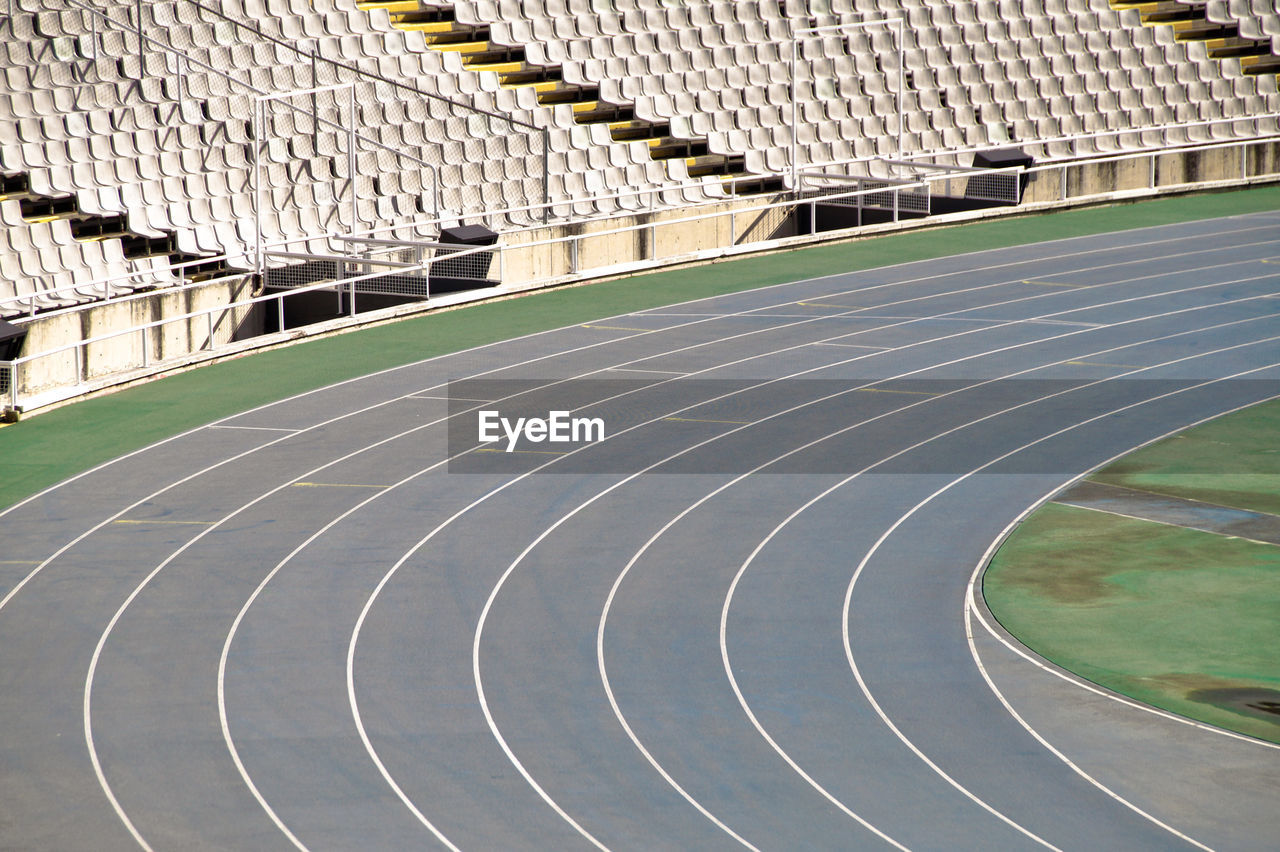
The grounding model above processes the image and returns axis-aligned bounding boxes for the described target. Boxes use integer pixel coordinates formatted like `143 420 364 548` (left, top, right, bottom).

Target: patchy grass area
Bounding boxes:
985 398 1280 744
1091 399 1280 516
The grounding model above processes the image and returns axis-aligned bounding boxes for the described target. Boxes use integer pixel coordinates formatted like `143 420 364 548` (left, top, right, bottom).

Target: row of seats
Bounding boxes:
458 0 1277 172
1203 0 1280 51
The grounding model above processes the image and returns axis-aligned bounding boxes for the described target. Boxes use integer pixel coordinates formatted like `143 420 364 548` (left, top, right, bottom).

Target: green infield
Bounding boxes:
985 397 1280 745
2 184 1280 513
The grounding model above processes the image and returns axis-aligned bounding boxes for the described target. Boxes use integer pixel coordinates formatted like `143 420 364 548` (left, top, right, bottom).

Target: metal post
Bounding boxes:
1241 144 1248 181
1060 165 1068 201
498 243 505 284
348 84 358 235
140 329 148 368
809 199 815 234
207 311 215 350
136 0 143 78
649 222 656 260
897 17 905 157
277 295 285 332
75 346 83 383
790 33 798 193
893 187 899 222
432 165 441 222
253 99 263 276
1149 153 1155 189
730 209 736 244
311 52 320 152
542 130 550 224
571 235 579 273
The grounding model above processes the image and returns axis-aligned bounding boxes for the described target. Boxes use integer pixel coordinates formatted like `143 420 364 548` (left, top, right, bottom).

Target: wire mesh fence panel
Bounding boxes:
342 267 432 299
431 244 496 284
963 171 1021 204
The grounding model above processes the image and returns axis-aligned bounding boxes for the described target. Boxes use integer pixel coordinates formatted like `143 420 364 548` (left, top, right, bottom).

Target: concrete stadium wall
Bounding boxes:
14 275 260 408
1023 140 1280 204
496 193 796 285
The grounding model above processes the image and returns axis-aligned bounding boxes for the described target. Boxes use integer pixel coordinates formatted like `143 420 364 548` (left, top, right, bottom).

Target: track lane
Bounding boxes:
85 232 1280 844
0 211 1274 844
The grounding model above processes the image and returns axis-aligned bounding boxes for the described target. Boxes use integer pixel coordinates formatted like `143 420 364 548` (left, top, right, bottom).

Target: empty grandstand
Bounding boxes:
2 0 1279 416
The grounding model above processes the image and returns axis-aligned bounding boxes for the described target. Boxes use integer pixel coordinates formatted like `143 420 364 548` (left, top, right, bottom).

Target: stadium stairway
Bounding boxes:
353 0 785 190
1111 0 1280 76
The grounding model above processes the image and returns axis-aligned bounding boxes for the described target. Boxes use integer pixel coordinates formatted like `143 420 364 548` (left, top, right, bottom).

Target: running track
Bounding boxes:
2 212 1279 850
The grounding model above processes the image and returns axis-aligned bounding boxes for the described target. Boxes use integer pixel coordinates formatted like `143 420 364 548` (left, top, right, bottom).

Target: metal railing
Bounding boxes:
472 133 1278 293
4 126 1277 414
5 122 1279 327
0 240 494 412
349 113 1280 244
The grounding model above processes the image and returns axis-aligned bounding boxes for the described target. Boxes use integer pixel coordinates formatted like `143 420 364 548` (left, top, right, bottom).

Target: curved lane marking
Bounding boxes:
963 397 1280 753
0 221 1259 849
601 307 1280 847
839 355 1280 851
456 270 1279 844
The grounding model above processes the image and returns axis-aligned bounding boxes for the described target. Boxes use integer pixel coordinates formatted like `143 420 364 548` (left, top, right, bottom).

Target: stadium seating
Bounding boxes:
2 0 1278 319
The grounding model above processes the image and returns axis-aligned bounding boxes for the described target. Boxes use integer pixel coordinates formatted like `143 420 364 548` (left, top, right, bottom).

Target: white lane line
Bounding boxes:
341 241 1277 841
839 357 1280 851
207 425 303 433
464 281 1280 844
466 267 1278 844
81 248 1019 847
2 224 1262 849
3 216 1272 540
1050 500 1280 548
408 395 496 403
1025 319 1105 328
843 314 1006 323
168 232 1227 848
811 342 891 350
220 462 466 851
606 367 693 375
